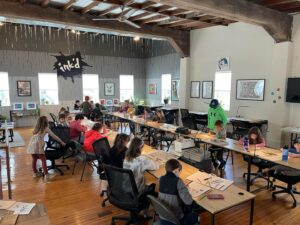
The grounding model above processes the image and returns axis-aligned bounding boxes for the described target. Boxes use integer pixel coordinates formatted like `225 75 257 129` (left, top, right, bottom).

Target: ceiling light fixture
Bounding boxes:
133 36 140 41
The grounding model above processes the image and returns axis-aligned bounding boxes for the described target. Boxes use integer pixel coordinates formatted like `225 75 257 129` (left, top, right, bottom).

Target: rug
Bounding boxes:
8 132 25 148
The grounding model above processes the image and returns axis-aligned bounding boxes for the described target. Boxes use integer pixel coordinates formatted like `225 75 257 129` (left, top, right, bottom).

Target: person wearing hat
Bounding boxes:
207 99 227 131
80 96 92 119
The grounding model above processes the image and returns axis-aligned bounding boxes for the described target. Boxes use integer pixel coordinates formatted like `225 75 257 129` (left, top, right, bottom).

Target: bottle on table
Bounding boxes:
282 145 289 162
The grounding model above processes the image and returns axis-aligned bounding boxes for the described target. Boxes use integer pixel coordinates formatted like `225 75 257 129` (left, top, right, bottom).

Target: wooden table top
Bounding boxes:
0 204 50 225
110 112 300 171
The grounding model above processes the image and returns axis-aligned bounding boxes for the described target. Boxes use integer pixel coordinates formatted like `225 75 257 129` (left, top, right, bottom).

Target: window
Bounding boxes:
161 74 171 104
214 71 232 111
0 72 10 106
38 73 59 105
82 74 99 102
120 75 134 102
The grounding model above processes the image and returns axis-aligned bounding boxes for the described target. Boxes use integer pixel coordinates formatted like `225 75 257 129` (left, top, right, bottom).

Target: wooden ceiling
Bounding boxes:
252 0 300 14
22 0 237 31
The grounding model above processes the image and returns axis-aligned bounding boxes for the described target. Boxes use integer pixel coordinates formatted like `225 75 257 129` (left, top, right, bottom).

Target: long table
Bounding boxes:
141 145 255 225
109 112 300 192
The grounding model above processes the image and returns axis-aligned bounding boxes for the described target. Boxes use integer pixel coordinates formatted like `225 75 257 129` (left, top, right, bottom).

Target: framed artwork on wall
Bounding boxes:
99 99 106 105
13 102 24 111
149 84 157 95
236 79 265 101
171 80 180 101
190 81 200 98
104 83 115 96
106 99 113 106
113 99 119 105
26 102 37 110
17 80 31 97
202 81 213 99
217 57 230 71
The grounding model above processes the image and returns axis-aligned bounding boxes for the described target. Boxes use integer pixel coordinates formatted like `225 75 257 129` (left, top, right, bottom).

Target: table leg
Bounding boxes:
247 156 252 192
148 127 151 144
291 133 294 148
5 146 12 199
249 199 255 225
210 214 215 225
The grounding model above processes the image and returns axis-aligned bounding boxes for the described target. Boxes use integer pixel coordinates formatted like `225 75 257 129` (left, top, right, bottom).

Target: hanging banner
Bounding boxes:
53 52 92 82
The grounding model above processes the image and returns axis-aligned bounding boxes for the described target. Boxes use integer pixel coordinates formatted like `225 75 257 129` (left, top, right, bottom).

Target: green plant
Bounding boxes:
0 114 6 121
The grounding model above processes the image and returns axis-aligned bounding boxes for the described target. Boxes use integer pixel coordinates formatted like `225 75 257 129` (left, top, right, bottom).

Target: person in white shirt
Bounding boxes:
123 137 159 194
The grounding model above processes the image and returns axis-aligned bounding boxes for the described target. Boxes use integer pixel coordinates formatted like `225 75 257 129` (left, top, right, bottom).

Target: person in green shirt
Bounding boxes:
207 99 227 130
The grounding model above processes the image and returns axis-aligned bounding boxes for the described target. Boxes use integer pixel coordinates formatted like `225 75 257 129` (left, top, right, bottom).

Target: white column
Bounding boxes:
179 57 191 109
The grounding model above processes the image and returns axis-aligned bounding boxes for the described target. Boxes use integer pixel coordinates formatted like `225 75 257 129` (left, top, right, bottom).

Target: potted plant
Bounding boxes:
163 97 169 105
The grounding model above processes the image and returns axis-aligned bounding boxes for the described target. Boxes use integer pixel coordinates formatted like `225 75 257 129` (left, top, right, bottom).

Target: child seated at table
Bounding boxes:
123 137 159 194
58 113 69 127
74 100 80 110
153 109 165 123
69 114 87 142
209 120 227 169
158 159 201 225
239 127 266 148
110 133 130 168
83 122 107 154
288 139 300 158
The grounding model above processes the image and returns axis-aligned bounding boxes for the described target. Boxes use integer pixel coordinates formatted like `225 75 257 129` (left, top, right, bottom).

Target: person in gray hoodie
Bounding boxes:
158 159 202 225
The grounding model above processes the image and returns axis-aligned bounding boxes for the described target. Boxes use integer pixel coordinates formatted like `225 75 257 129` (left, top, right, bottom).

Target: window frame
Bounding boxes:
214 71 232 111
82 74 99 102
0 72 10 107
119 75 134 102
161 74 172 105
38 73 59 106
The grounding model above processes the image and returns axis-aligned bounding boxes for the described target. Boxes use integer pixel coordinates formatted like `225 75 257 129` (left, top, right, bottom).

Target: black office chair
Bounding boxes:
180 109 196 130
92 137 111 207
72 149 97 181
270 166 300 208
50 113 58 123
231 120 249 140
45 127 70 175
147 195 180 225
103 164 151 225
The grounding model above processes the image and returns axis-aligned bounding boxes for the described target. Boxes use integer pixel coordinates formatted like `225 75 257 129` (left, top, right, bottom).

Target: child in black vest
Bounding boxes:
158 159 201 225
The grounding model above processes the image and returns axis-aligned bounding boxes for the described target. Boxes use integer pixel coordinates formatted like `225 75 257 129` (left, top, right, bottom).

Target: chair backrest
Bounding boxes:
48 121 57 129
180 108 190 120
50 113 58 123
102 164 140 208
50 126 71 143
147 195 181 225
231 120 250 130
92 137 111 164
164 112 175 125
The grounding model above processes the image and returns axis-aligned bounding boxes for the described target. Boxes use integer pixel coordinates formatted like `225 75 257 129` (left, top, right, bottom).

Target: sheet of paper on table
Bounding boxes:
202 138 229 146
145 151 179 165
8 202 36 215
188 181 211 198
187 171 233 191
0 201 16 210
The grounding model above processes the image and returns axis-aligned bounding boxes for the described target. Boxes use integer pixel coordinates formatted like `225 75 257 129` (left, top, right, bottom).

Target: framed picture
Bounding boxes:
217 57 230 71
99 99 106 105
236 79 265 101
26 102 37 110
113 99 119 105
13 102 24 110
171 80 180 101
106 99 113 106
104 83 115 96
202 81 213 99
190 81 200 98
149 84 157 95
17 80 31 97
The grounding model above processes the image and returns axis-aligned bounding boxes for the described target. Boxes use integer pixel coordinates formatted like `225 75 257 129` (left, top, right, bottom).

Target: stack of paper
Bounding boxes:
145 151 178 165
8 202 36 215
187 171 233 191
188 181 211 198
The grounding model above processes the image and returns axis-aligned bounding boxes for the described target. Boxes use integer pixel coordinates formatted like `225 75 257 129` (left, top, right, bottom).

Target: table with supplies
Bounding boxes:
142 146 255 225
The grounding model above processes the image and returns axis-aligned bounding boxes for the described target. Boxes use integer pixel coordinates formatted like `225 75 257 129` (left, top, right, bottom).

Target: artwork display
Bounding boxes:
26 102 37 110
53 52 92 82
17 81 31 97
149 84 157 95
236 79 265 101
202 81 213 99
104 83 115 96
190 81 200 98
99 99 106 105
171 80 180 101
106 99 113 106
217 57 230 71
13 102 24 111
113 99 119 105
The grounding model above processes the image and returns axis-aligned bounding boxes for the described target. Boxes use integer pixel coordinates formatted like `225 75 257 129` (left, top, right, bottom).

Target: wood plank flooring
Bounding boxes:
0 128 299 225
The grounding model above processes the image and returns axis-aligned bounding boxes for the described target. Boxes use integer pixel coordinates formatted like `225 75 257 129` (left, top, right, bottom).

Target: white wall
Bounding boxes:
188 22 292 148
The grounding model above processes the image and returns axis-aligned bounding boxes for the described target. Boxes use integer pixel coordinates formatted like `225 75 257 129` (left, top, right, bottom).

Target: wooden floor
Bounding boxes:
1 128 300 225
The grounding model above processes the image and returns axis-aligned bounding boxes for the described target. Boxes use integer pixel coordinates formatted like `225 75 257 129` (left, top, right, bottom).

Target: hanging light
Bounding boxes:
71 29 76 33
0 22 4 26
133 36 140 41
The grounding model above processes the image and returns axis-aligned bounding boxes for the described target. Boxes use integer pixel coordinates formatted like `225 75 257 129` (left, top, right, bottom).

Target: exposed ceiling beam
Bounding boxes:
63 0 77 11
0 0 190 57
97 5 120 16
141 15 169 24
81 0 101 14
262 0 296 6
130 12 151 21
150 0 293 42
141 2 156 10
41 0 51 7
272 2 300 11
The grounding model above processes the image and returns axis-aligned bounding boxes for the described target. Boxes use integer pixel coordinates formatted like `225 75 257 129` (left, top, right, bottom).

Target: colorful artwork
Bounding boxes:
17 81 31 97
171 80 180 101
149 84 157 95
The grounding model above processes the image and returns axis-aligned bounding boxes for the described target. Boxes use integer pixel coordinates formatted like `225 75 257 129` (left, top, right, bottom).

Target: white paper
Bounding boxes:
187 171 233 191
188 181 211 198
9 202 36 215
0 200 16 210
145 151 179 165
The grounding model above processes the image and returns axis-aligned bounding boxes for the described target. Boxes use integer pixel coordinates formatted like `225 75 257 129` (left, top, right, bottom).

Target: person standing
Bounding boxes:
207 99 227 131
